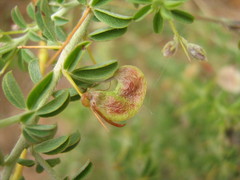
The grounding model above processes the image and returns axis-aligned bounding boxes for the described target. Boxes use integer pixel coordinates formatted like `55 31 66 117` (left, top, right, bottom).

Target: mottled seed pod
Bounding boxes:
187 43 207 61
81 65 147 127
162 40 178 57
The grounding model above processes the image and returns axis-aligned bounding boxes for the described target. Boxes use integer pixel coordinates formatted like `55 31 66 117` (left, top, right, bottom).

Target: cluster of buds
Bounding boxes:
162 36 207 61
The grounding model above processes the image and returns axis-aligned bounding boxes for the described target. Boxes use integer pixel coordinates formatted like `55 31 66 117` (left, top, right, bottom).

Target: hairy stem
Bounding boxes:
1 7 93 180
32 151 61 180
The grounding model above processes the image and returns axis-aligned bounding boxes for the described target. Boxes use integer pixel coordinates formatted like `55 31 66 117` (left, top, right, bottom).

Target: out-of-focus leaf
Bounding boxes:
11 6 27 29
2 71 26 109
153 11 164 33
28 31 44 42
89 27 127 41
28 60 42 84
171 9 194 23
73 160 93 180
55 26 67 41
164 0 186 9
35 0 57 42
37 90 70 117
27 72 54 110
93 8 132 28
71 60 118 83
160 7 173 20
127 0 152 4
20 49 37 63
91 0 112 7
133 4 152 21
54 16 69 26
26 2 35 20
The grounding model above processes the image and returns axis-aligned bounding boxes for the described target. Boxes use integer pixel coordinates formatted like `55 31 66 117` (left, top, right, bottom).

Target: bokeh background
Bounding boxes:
1 0 240 179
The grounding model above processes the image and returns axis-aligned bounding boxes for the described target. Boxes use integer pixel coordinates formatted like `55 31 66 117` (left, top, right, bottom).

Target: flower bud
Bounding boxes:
187 43 207 61
162 40 178 57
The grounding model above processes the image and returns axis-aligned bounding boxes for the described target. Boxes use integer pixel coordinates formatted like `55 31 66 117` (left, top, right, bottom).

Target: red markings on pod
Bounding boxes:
81 65 147 128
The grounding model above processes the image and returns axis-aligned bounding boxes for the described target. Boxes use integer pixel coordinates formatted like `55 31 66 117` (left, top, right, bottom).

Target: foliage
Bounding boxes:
0 0 239 179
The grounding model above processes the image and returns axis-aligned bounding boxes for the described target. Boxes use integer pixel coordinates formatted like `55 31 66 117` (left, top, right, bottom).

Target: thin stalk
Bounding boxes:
1 7 93 180
46 7 91 67
18 45 61 49
62 70 83 96
32 150 61 180
169 21 191 62
0 30 27 36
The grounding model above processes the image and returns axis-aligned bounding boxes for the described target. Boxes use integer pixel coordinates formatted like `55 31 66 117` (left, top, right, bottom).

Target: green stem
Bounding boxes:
0 30 27 36
1 7 93 180
32 150 61 180
0 112 27 128
169 21 192 62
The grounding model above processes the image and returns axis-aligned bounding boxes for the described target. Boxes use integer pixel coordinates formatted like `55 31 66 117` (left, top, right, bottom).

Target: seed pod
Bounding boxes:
187 43 207 61
162 40 178 57
81 65 147 127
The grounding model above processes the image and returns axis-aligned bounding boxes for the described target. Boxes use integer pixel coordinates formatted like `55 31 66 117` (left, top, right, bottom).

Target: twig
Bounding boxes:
46 7 91 67
18 45 60 49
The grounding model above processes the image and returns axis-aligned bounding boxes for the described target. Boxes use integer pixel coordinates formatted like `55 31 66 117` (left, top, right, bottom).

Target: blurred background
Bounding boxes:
1 0 240 179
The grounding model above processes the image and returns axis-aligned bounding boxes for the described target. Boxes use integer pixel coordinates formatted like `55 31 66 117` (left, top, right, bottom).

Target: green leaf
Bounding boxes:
37 90 70 117
71 60 118 83
11 6 27 29
89 27 127 41
35 0 57 42
133 4 152 21
63 41 90 71
73 160 93 180
28 31 44 42
23 124 57 144
153 11 164 33
93 8 132 28
55 26 67 42
27 72 54 110
53 88 81 102
36 158 61 173
78 0 87 5
91 0 112 7
34 136 69 155
127 0 152 4
28 60 42 84
18 159 35 167
171 9 194 23
62 131 81 153
160 7 173 20
0 49 17 74
54 16 69 26
2 71 26 109
26 2 35 20
20 49 37 63
164 0 186 9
